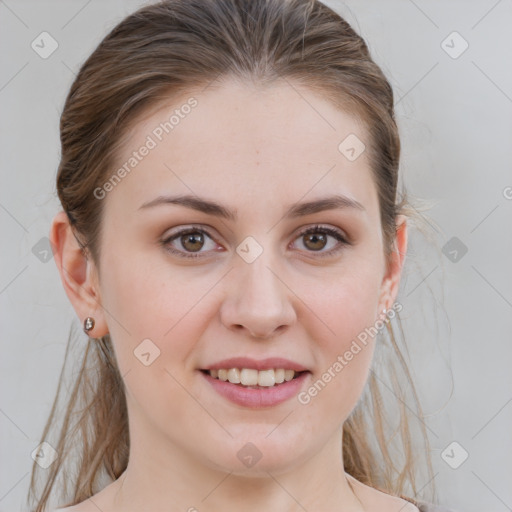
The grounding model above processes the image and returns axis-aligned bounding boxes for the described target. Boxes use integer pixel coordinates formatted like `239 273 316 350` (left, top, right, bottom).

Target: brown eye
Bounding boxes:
162 227 219 259
302 232 328 251
292 225 350 257
180 231 204 252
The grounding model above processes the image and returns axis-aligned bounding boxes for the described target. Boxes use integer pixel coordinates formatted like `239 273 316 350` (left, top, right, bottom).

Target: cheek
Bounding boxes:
100 251 199 331
97 259 202 408
295 266 382 409
301 263 382 348
98 252 219 374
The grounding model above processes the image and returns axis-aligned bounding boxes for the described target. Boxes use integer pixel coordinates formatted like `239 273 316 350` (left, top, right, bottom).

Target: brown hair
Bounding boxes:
28 0 437 509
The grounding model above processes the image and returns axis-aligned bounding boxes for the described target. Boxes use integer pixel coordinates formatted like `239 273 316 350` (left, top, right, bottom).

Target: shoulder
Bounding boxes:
414 500 461 512
343 473 462 512
53 502 97 512
384 495 421 512
53 478 120 512
345 473 420 512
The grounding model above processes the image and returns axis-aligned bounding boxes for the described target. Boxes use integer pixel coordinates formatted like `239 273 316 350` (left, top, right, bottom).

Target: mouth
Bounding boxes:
199 368 310 389
199 367 311 408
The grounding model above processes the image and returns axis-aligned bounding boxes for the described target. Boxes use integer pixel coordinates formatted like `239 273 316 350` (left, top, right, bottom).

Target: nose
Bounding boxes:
219 253 296 340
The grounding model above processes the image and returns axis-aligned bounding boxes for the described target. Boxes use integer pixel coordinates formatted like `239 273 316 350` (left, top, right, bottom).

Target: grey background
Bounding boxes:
1 1 511 511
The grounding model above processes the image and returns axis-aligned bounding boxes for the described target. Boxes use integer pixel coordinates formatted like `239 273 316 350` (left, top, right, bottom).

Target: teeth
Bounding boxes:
208 368 301 387
258 369 275 387
240 368 258 386
227 368 240 383
284 369 295 382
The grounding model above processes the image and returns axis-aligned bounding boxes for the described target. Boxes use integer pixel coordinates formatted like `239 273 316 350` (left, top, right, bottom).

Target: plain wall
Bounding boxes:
1 1 511 511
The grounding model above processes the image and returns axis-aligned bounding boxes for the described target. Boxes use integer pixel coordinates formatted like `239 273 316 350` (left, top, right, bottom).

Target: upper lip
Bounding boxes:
201 357 310 372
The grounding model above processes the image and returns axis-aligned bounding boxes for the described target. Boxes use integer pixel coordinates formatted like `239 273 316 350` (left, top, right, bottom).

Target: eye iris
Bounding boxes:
304 232 327 251
181 232 204 252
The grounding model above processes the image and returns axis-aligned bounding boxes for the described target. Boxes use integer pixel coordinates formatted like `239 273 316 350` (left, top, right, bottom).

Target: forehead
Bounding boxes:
104 78 379 221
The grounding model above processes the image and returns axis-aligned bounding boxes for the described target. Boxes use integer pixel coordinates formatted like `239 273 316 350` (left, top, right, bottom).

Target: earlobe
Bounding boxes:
50 211 109 338
378 215 408 313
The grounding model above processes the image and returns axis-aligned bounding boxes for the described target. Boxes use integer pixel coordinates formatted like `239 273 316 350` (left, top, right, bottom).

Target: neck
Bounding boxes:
109 423 366 512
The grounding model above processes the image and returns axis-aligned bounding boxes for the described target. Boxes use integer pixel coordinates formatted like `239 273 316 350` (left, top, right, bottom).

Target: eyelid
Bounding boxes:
294 224 350 242
161 223 218 240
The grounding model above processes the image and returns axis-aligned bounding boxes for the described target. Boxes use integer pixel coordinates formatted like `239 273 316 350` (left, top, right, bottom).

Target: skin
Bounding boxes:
51 78 414 512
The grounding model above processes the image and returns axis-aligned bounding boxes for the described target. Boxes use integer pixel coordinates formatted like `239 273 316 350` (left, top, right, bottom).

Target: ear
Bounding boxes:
50 211 109 338
377 214 408 315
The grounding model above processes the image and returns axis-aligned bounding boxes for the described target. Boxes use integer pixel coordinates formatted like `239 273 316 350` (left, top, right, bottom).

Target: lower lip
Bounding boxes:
200 370 310 408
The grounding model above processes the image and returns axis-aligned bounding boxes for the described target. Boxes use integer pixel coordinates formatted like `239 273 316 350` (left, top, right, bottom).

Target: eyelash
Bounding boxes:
161 224 350 260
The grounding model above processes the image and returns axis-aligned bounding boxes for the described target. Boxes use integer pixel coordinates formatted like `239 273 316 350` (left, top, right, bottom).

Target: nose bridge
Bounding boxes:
220 240 296 338
240 251 281 306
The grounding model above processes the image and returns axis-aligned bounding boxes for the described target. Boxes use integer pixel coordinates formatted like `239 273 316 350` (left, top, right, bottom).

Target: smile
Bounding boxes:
199 369 311 408
203 368 306 388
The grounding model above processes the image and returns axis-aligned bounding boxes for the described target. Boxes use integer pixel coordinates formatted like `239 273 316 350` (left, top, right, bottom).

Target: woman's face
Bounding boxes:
83 78 405 475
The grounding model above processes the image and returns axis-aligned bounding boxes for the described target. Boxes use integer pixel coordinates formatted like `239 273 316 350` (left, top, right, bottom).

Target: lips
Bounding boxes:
202 357 310 372
200 369 311 408
198 356 311 407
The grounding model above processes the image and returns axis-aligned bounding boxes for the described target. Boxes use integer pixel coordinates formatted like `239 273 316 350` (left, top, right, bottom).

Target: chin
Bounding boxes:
200 435 309 477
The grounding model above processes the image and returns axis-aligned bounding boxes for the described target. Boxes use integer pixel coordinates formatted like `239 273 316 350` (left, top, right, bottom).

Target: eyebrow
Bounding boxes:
138 193 365 221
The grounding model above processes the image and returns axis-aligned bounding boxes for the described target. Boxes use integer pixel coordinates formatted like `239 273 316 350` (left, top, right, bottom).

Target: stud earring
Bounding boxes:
83 316 95 334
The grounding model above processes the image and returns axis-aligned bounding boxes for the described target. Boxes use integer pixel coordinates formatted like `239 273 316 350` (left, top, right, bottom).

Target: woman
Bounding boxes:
28 0 459 511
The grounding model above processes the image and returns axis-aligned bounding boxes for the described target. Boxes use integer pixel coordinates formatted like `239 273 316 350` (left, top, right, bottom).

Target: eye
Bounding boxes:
291 225 350 257
161 224 350 260
161 226 220 259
